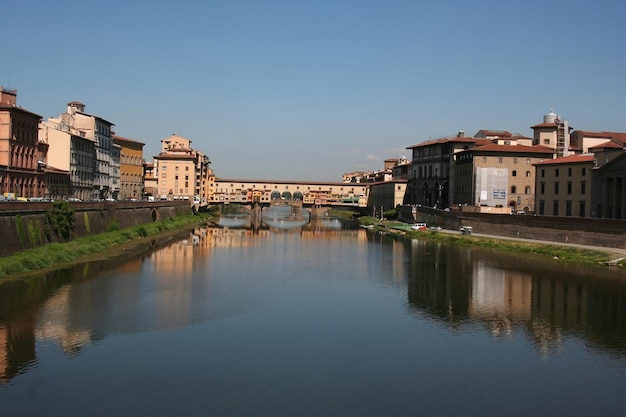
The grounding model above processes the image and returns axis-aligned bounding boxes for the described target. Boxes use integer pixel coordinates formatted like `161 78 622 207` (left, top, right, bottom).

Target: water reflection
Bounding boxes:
1 227 625 388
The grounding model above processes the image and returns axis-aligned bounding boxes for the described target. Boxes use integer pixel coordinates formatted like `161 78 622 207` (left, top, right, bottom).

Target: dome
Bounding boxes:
543 109 558 124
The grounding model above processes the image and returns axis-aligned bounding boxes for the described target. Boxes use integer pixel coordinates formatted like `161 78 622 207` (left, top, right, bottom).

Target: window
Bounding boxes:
541 169 545 178
567 181 572 195
175 166 179 171
498 157 503 163
566 201 572 216
579 201 586 217
512 170 517 177
582 167 586 176
555 168 559 177
554 182 559 194
511 185 517 193
568 167 572 176
526 158 531 165
514 157 518 164
526 171 531 177
553 201 559 216
540 182 545 194
539 200 545 215
581 181 586 195
544 139 550 145
161 173 167 178
525 186 531 194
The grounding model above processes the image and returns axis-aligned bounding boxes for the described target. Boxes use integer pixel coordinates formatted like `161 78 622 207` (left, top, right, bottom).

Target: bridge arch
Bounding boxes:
271 191 281 200
293 191 303 200
281 191 292 200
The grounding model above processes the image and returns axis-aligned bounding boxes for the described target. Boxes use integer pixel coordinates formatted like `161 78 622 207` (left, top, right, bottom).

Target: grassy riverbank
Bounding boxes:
0 212 213 279
364 218 626 268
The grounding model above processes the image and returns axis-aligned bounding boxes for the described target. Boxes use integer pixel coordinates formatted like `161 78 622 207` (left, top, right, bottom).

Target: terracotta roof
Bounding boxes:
589 140 625 150
534 154 595 166
530 122 557 129
470 143 555 154
574 130 626 142
406 136 489 149
113 135 145 146
475 130 512 137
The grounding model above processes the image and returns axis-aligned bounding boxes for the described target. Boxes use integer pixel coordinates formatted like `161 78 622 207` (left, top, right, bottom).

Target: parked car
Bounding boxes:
459 226 473 235
411 222 427 230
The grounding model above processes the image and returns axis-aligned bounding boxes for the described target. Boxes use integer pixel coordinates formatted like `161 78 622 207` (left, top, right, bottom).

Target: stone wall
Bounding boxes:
399 206 626 250
0 201 193 258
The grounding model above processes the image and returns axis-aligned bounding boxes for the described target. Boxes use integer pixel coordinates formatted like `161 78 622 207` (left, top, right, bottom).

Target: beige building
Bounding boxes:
455 144 554 213
534 154 595 217
531 110 571 158
39 116 96 200
153 134 213 201
367 179 407 213
113 135 144 200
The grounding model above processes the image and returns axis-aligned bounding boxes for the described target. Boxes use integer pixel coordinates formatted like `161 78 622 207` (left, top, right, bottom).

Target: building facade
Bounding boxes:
113 135 145 200
534 154 595 217
406 132 491 208
153 134 213 202
0 87 48 199
455 144 554 212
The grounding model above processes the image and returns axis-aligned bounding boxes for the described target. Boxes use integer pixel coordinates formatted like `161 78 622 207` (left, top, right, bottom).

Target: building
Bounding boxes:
531 110 572 157
406 132 491 208
143 162 157 198
39 110 96 200
0 87 48 199
113 135 145 200
534 154 595 217
570 130 626 155
455 144 554 213
591 152 626 219
367 179 407 214
153 134 213 202
42 102 116 200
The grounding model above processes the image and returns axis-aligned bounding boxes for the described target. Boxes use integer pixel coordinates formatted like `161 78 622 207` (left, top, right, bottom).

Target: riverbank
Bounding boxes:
365 219 626 269
0 212 214 279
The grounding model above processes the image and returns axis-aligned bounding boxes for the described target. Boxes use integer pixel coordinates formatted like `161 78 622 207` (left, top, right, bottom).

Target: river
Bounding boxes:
1 221 625 416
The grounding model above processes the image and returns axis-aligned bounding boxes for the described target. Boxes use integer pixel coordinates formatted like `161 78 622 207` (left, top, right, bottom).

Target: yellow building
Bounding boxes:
113 135 144 200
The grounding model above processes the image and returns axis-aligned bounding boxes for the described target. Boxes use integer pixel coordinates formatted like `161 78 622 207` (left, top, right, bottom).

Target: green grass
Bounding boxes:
364 219 624 268
0 213 212 279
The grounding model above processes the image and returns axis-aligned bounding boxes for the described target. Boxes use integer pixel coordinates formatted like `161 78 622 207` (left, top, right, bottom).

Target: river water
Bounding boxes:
1 221 625 416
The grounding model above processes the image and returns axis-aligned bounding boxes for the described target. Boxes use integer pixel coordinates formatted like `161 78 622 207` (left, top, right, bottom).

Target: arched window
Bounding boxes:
525 186 531 194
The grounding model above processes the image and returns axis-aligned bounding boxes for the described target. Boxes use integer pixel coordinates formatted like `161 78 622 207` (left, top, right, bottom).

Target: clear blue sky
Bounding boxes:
2 0 624 181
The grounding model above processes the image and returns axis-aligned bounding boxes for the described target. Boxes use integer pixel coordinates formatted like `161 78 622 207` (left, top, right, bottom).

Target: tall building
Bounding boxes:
534 154 595 217
42 102 116 200
113 136 144 200
0 87 48 198
406 132 490 208
455 143 554 212
153 134 213 201
531 109 571 157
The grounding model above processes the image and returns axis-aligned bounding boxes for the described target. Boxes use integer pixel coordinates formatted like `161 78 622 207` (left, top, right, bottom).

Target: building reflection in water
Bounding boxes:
1 227 625 384
405 239 626 358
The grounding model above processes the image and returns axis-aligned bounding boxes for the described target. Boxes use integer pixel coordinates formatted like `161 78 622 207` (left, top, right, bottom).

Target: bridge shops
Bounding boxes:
211 178 369 207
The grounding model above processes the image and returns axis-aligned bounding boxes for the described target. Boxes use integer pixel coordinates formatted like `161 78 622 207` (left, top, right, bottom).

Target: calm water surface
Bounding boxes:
1 224 626 417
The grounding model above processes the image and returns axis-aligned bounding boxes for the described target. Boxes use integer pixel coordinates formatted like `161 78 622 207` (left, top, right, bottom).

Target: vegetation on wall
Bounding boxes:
84 211 91 234
15 214 26 247
44 201 75 241
27 220 41 246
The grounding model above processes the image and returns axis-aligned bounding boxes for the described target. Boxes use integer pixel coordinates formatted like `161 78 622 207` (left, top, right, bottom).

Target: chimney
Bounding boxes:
457 131 465 138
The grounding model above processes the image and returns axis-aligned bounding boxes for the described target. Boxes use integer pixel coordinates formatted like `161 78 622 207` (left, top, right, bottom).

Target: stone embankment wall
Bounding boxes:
0 201 193 258
399 206 626 250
